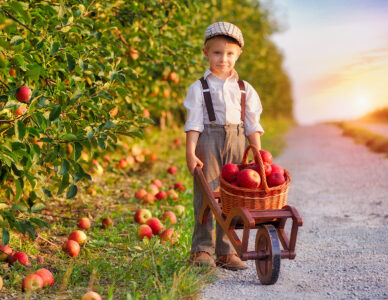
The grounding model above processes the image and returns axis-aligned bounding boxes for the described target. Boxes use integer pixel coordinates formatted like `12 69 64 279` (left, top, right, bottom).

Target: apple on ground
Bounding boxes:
118 159 128 169
102 217 113 228
78 217 91 230
82 291 102 300
162 211 177 224
134 208 152 224
155 191 167 201
135 154 145 163
174 205 185 216
147 153 157 162
259 149 273 165
237 169 261 189
146 217 164 235
8 251 30 266
126 155 135 166
34 268 54 287
152 179 163 189
270 164 284 175
36 256 44 263
68 230 87 245
134 188 147 200
143 193 155 204
89 188 97 196
62 240 80 257
221 163 239 182
22 273 43 292
167 189 178 201
131 144 142 156
148 183 159 196
0 245 12 261
173 138 182 147
16 86 31 103
138 224 153 240
174 182 186 191
103 154 111 162
160 229 177 245
267 172 286 187
167 166 178 175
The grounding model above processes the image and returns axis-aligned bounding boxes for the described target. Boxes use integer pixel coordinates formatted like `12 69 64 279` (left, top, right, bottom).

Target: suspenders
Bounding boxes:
199 76 246 126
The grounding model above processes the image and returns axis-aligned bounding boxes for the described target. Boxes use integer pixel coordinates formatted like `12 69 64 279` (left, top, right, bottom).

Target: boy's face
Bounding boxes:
203 36 242 79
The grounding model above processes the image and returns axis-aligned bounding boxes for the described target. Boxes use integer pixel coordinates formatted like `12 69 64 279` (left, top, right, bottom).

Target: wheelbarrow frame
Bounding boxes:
194 166 303 284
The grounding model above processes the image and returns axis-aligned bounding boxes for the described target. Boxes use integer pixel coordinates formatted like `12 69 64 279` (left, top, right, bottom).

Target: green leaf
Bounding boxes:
66 184 77 199
67 54 75 72
10 36 25 45
61 134 77 140
15 120 26 140
24 221 36 239
31 203 46 212
59 159 70 175
30 217 50 229
49 105 61 121
2 228 9 247
74 142 82 161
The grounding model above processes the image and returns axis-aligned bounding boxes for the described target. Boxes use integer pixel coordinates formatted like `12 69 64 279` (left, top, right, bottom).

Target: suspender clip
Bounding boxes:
211 121 216 127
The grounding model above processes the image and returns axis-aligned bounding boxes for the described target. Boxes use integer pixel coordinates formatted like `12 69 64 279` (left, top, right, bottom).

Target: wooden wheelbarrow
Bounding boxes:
194 166 303 285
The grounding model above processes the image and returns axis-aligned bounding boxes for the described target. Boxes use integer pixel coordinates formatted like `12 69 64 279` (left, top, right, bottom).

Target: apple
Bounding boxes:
0 245 12 261
36 256 44 263
81 291 102 300
167 166 178 175
78 217 91 230
148 153 157 162
152 179 163 189
68 230 87 245
148 183 159 196
129 47 139 60
167 189 178 201
221 163 239 182
102 217 113 228
259 149 273 165
118 159 128 169
155 191 167 201
9 68 16 77
62 240 80 257
16 85 31 103
270 164 284 176
162 211 177 224
0 275 2 291
230 181 238 186
135 188 147 200
9 251 30 266
22 273 43 292
245 163 272 176
174 182 185 191
135 154 145 163
163 89 170 98
237 169 261 189
138 224 153 240
81 151 89 161
89 188 97 196
134 208 152 224
146 217 163 235
103 154 111 162
173 138 182 147
131 144 142 156
126 155 135 166
15 106 27 116
160 229 177 245
143 109 150 118
109 106 119 117
267 172 286 187
34 268 54 287
174 204 185 216
143 193 155 204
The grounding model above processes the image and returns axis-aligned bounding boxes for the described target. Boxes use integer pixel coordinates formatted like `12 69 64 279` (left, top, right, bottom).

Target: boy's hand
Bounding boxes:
186 153 203 176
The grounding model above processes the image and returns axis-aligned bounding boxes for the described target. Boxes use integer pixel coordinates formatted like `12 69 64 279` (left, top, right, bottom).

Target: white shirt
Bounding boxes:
183 68 264 136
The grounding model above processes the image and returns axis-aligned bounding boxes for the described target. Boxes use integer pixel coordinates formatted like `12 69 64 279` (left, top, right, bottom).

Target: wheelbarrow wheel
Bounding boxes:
255 224 281 285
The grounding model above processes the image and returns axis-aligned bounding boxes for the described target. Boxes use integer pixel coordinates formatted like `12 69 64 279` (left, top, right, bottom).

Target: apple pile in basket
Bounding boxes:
221 149 286 189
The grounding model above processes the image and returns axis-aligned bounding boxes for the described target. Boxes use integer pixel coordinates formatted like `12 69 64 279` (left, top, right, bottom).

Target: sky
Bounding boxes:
265 0 388 124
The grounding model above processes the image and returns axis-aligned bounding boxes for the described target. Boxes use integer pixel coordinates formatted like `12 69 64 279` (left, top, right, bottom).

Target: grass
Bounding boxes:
0 118 292 299
335 122 388 156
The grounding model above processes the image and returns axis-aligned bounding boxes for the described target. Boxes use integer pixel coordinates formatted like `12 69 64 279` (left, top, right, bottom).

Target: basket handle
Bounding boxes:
241 145 270 193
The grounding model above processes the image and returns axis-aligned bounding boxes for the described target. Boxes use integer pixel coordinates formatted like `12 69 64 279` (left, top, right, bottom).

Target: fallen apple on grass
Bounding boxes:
102 217 113 228
146 217 164 235
143 193 155 204
162 211 177 224
81 291 102 300
134 188 147 200
62 240 80 257
0 245 12 261
174 182 186 191
22 273 43 292
167 166 178 175
155 191 167 201
167 189 178 201
78 217 91 230
152 179 163 189
68 230 87 245
160 229 177 245
134 208 152 224
34 268 54 287
174 205 185 216
8 251 30 266
138 224 153 240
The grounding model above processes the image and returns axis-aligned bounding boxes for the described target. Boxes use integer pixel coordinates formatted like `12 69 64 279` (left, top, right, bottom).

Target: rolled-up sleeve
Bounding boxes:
244 81 264 136
183 81 204 133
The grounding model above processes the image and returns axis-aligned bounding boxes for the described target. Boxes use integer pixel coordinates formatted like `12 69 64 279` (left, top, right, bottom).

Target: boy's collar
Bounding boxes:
203 68 239 81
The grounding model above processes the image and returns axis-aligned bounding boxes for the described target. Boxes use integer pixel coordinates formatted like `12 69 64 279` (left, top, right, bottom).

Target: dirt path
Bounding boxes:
201 124 388 300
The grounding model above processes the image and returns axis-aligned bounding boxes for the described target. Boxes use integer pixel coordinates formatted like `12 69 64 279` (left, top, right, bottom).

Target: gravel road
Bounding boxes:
201 124 388 300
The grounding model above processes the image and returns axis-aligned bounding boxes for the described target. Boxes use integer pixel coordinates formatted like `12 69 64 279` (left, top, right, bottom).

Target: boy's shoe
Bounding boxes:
189 251 216 267
216 254 248 271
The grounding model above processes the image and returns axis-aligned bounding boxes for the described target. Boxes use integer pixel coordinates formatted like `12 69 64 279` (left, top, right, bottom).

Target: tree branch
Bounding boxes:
2 9 36 35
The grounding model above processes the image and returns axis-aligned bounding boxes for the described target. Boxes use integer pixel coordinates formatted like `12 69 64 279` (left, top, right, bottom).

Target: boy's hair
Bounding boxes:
204 35 241 50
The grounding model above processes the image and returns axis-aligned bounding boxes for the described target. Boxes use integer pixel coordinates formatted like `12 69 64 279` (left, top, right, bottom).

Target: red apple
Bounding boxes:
37 256 44 263
78 217 91 230
15 106 27 116
174 182 186 191
230 181 238 186
16 85 31 103
160 229 177 245
118 159 128 169
167 189 178 201
81 291 102 300
134 208 152 224
270 164 284 176
259 149 273 164
167 166 178 175
9 251 30 266
0 245 12 261
146 217 163 235
143 193 155 204
62 240 80 257
138 224 153 240
152 179 163 189
162 211 177 224
103 154 111 162
34 268 54 287
148 183 159 196
236 169 261 189
89 188 97 196
68 230 87 245
267 172 286 187
102 217 113 228
222 163 239 182
134 188 147 200
246 163 272 176
155 191 167 201
173 138 182 147
22 273 43 292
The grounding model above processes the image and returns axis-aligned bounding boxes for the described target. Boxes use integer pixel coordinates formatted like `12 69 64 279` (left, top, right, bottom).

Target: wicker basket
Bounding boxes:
220 145 290 215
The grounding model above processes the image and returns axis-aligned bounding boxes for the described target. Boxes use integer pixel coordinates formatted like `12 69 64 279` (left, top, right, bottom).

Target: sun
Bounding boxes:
354 92 372 116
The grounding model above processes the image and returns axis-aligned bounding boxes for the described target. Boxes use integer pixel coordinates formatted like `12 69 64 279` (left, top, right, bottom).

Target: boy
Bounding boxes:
184 22 264 270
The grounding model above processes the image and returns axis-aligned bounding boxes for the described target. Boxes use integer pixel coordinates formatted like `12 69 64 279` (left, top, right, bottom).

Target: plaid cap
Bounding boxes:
204 22 244 48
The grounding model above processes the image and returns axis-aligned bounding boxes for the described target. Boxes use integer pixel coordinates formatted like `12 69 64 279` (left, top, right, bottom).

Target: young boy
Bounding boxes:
184 22 264 270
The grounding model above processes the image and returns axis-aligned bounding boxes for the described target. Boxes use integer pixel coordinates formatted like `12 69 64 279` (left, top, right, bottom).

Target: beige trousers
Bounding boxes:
191 124 246 256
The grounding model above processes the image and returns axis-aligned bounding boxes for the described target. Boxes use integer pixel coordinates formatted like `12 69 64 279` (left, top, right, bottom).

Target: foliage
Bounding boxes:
358 107 388 123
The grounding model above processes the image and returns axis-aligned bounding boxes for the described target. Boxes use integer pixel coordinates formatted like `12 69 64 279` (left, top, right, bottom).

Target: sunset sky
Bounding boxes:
267 0 388 124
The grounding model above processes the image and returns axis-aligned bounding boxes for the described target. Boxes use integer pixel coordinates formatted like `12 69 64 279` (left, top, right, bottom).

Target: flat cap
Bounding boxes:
204 22 244 47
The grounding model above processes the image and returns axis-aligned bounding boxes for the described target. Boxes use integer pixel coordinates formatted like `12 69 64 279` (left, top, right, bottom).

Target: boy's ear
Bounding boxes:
202 47 209 59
